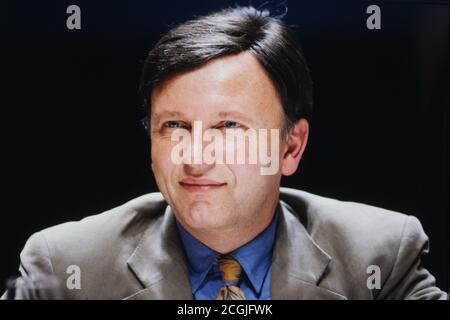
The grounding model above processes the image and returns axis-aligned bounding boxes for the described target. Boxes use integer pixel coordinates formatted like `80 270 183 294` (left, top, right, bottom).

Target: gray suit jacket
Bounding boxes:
3 188 447 299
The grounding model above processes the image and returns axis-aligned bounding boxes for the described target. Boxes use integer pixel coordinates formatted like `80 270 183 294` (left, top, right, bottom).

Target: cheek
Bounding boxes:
151 139 176 181
228 163 268 188
230 159 281 187
227 164 280 209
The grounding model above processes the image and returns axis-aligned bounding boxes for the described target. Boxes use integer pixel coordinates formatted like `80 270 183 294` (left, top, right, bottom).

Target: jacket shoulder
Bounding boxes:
280 187 413 242
280 187 447 299
279 187 433 297
21 193 165 276
38 192 167 246
17 192 168 299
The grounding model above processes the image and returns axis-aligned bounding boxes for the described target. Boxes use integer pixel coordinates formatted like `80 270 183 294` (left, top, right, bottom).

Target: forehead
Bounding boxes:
150 51 283 121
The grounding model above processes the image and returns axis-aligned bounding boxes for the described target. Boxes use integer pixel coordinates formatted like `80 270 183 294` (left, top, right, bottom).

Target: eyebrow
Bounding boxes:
152 110 255 124
217 111 254 124
152 110 185 121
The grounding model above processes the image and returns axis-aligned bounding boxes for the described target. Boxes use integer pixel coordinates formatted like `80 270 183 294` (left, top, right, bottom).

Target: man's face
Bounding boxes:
150 52 288 235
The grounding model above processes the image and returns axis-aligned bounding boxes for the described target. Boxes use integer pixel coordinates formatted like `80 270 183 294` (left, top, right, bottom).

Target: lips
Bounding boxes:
179 178 227 192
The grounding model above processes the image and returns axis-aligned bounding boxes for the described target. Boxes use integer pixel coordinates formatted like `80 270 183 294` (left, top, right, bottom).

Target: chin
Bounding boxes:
183 202 230 230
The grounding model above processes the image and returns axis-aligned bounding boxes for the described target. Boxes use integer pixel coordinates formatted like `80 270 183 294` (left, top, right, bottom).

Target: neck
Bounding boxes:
179 200 279 254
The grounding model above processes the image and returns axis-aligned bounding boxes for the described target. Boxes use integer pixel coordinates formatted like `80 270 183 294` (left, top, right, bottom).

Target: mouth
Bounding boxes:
179 178 227 192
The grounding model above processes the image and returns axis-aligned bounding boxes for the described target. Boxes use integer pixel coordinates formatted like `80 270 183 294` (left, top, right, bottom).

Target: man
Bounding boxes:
3 6 447 300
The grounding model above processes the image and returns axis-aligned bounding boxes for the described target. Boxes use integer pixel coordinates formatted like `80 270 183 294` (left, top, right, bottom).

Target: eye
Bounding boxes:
223 120 241 129
163 121 187 129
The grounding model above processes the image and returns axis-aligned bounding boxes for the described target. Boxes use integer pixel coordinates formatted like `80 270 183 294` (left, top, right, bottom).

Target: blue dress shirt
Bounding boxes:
175 210 279 300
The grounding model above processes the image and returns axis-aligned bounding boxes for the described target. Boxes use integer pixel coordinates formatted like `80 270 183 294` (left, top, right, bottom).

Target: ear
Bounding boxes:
280 118 309 176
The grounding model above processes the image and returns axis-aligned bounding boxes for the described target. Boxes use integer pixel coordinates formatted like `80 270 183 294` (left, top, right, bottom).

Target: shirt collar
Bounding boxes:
176 205 280 295
175 219 219 292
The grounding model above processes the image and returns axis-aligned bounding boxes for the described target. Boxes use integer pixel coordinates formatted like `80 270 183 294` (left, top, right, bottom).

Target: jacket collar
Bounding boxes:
125 205 193 300
271 200 346 299
124 192 346 300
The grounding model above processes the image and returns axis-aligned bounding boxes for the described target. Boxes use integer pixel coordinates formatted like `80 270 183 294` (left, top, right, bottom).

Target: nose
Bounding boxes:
183 161 215 176
181 121 217 176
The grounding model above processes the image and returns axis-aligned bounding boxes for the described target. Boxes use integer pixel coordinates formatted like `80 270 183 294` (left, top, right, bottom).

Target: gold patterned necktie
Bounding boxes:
215 254 246 300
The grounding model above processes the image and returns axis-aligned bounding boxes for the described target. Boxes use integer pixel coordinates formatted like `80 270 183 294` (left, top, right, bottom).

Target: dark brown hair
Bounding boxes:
140 6 313 132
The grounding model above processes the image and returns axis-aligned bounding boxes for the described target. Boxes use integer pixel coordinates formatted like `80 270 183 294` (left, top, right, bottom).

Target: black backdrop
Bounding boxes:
4 0 449 293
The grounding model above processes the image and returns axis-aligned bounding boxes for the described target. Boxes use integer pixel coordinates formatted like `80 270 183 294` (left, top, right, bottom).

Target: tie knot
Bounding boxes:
216 254 243 285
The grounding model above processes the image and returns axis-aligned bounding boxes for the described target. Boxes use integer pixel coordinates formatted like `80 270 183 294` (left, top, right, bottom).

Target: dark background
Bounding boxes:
4 0 449 293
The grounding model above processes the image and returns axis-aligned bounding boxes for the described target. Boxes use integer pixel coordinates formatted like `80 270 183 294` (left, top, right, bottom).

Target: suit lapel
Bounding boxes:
271 201 347 300
125 206 193 300
124 193 346 300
